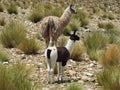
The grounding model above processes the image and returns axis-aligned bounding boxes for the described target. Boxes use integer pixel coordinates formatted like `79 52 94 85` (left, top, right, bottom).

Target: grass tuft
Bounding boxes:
97 66 120 90
100 44 120 68
71 42 86 61
18 38 40 54
0 21 26 48
67 84 82 90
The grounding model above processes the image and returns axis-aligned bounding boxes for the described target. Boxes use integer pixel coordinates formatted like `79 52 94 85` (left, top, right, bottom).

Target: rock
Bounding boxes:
3 61 9 65
90 63 94 67
83 72 93 77
81 76 89 82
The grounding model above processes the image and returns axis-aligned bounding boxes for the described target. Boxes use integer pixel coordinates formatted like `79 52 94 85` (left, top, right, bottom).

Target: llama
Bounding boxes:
44 30 80 83
40 4 77 47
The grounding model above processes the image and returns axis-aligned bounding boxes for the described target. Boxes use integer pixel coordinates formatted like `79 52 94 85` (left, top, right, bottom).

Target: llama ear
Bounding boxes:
73 30 77 35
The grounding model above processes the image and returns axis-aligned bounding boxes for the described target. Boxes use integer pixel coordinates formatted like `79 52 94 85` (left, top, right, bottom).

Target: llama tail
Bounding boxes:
46 49 51 59
47 18 56 46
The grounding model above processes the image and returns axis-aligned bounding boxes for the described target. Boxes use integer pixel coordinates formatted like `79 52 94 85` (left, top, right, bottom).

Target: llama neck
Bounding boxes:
65 39 75 54
60 7 72 27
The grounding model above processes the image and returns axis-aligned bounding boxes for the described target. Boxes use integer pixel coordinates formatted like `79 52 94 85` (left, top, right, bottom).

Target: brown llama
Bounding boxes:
40 4 77 47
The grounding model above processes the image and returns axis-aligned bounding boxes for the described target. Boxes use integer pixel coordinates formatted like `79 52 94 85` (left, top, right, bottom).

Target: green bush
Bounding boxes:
84 32 108 51
0 51 9 62
1 21 26 48
18 38 40 54
98 22 114 30
63 25 71 36
28 4 45 23
70 19 80 31
97 66 120 90
7 3 18 14
84 32 108 61
102 12 116 20
80 18 89 27
0 62 36 90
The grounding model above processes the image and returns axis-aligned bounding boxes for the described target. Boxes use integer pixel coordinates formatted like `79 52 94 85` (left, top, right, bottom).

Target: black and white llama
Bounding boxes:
44 30 80 83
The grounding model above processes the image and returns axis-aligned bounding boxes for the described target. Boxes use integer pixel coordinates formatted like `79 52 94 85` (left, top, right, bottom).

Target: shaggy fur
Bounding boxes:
40 4 77 47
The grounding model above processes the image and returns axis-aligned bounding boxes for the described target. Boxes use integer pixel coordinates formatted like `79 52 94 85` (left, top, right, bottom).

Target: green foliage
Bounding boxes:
0 51 9 62
1 21 26 48
18 38 40 54
97 66 120 90
98 22 114 30
28 4 45 23
84 32 108 61
63 25 71 36
70 19 80 31
0 62 36 90
84 32 108 51
7 3 18 14
67 84 82 90
0 3 4 12
102 12 116 20
0 17 5 26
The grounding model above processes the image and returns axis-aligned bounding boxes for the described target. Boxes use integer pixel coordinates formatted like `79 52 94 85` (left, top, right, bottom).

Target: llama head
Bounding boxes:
70 4 77 14
67 30 80 41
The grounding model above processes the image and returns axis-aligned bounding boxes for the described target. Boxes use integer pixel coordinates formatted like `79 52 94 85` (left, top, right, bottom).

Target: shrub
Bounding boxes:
105 22 114 30
58 36 67 47
18 38 40 54
98 22 114 30
0 62 36 90
84 32 108 51
0 51 9 62
80 18 89 27
84 32 108 61
67 84 82 90
71 42 86 61
98 22 106 29
0 17 5 26
97 66 120 90
70 19 80 31
7 3 18 14
100 44 120 68
102 12 116 20
28 4 45 23
1 21 26 48
0 3 4 12
63 25 71 36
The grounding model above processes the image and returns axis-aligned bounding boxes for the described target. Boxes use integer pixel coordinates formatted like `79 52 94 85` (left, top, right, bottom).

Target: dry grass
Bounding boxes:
18 38 40 54
100 44 120 68
97 66 120 90
0 17 5 26
71 41 86 61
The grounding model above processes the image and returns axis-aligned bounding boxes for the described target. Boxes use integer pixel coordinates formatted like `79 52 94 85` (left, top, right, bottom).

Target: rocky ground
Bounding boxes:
0 2 120 90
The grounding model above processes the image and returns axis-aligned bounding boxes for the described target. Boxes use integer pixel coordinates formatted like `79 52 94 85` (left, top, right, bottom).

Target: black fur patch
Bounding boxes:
47 49 51 59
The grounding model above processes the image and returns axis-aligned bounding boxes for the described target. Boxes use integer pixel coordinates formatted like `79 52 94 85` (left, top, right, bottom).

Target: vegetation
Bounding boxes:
100 44 120 68
18 38 40 54
0 62 36 90
84 32 108 60
71 42 86 61
0 3 4 12
7 3 18 14
28 4 44 23
1 21 26 48
0 51 9 62
97 66 120 90
67 84 82 90
0 16 5 26
98 22 114 30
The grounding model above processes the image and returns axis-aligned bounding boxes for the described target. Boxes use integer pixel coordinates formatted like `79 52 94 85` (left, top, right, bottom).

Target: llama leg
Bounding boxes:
58 62 64 82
